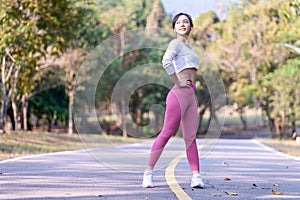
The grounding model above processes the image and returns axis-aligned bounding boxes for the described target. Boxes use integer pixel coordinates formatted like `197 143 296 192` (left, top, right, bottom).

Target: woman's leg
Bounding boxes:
147 91 181 168
181 96 199 172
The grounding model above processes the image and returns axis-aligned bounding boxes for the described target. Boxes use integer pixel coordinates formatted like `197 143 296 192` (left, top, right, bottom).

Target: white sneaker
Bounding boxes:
142 169 154 188
190 173 204 188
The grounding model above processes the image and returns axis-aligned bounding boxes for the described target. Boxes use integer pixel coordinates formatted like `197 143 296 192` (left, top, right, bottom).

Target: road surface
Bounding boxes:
1 139 300 199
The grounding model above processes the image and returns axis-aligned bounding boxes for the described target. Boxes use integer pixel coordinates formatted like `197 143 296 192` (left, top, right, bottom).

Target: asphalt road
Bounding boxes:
1 138 300 200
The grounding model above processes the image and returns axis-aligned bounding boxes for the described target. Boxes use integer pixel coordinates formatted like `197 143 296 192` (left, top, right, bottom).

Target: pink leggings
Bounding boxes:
148 84 199 171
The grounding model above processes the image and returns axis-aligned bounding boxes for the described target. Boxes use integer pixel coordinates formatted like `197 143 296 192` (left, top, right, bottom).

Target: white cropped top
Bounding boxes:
162 39 199 75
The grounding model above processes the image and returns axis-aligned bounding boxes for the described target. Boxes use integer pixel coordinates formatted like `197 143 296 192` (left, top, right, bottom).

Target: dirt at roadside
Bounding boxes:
220 124 271 139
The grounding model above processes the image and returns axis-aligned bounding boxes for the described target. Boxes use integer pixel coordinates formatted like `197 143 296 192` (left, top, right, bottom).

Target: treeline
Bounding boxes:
0 0 299 138
201 0 300 138
0 0 166 134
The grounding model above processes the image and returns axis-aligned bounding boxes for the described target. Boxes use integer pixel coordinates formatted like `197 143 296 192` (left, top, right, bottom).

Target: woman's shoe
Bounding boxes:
190 173 204 188
142 169 154 188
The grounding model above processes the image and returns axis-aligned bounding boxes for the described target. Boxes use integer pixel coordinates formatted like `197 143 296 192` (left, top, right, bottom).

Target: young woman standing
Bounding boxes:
142 13 204 188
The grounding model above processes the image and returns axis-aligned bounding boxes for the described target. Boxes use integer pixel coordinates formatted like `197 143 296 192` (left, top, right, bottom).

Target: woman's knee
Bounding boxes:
157 129 174 142
183 135 196 146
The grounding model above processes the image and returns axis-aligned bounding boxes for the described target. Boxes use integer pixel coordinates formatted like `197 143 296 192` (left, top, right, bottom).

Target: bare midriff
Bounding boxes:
177 68 197 83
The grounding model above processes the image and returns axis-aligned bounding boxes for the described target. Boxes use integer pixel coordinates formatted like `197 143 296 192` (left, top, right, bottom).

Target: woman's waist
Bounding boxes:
176 69 196 82
172 83 196 93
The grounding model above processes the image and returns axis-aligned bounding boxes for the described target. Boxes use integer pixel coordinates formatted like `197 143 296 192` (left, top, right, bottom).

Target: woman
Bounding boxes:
142 13 204 188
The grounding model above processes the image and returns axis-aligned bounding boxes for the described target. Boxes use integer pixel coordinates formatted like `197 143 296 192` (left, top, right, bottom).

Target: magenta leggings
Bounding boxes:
148 84 199 171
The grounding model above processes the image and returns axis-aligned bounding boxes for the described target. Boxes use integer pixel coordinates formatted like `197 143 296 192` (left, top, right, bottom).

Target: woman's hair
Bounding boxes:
172 13 193 29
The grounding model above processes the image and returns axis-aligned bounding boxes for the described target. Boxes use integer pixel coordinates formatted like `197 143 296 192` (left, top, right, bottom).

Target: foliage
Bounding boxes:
0 0 81 67
262 58 300 126
1 0 299 138
0 0 84 131
29 85 68 127
208 0 300 136
191 11 220 48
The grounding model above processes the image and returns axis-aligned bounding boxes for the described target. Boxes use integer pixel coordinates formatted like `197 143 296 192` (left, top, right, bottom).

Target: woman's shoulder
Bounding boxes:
169 38 181 45
167 39 182 51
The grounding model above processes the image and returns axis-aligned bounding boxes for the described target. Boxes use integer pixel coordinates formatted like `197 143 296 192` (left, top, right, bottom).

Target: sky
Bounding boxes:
160 0 240 19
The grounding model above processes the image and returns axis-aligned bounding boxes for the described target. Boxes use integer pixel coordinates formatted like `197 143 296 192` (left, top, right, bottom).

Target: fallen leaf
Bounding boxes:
224 191 239 196
273 183 280 187
272 189 282 195
222 162 229 166
262 187 271 190
209 193 221 197
224 178 231 181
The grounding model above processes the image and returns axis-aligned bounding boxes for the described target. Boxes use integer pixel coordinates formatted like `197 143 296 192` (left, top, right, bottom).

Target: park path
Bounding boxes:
175 139 300 199
1 138 300 200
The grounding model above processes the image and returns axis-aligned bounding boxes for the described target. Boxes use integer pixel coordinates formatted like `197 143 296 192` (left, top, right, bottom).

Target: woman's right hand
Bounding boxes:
178 79 192 88
170 73 193 88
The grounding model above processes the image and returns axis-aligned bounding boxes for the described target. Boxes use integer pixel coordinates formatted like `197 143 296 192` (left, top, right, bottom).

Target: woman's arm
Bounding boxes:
162 39 180 75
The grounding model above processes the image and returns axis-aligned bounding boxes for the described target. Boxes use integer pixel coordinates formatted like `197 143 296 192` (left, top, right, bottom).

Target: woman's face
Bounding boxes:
174 15 192 36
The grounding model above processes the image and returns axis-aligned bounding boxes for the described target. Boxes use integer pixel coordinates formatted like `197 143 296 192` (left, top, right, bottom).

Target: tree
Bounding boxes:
93 0 166 137
190 11 223 134
262 59 300 138
206 0 300 135
45 48 85 134
0 0 84 132
54 0 162 135
190 11 219 49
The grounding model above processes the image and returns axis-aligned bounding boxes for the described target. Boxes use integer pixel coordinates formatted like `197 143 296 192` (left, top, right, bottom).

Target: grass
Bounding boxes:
256 137 300 157
0 131 148 161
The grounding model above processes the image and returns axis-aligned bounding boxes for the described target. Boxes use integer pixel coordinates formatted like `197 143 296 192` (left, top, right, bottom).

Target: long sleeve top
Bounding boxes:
162 39 199 75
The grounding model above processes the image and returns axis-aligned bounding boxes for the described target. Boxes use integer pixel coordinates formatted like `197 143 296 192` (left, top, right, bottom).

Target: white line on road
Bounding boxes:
251 139 300 161
0 149 88 164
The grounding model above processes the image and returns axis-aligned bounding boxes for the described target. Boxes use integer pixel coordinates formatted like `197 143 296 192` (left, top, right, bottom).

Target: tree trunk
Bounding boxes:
274 114 282 138
119 28 127 138
0 56 8 132
1 50 22 133
10 65 21 131
68 90 74 134
197 105 208 135
252 96 259 128
261 99 276 136
154 112 161 136
0 90 7 132
11 99 18 131
121 94 127 138
238 107 247 130
291 120 297 140
22 95 29 131
282 111 287 138
137 108 142 124
205 109 212 133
